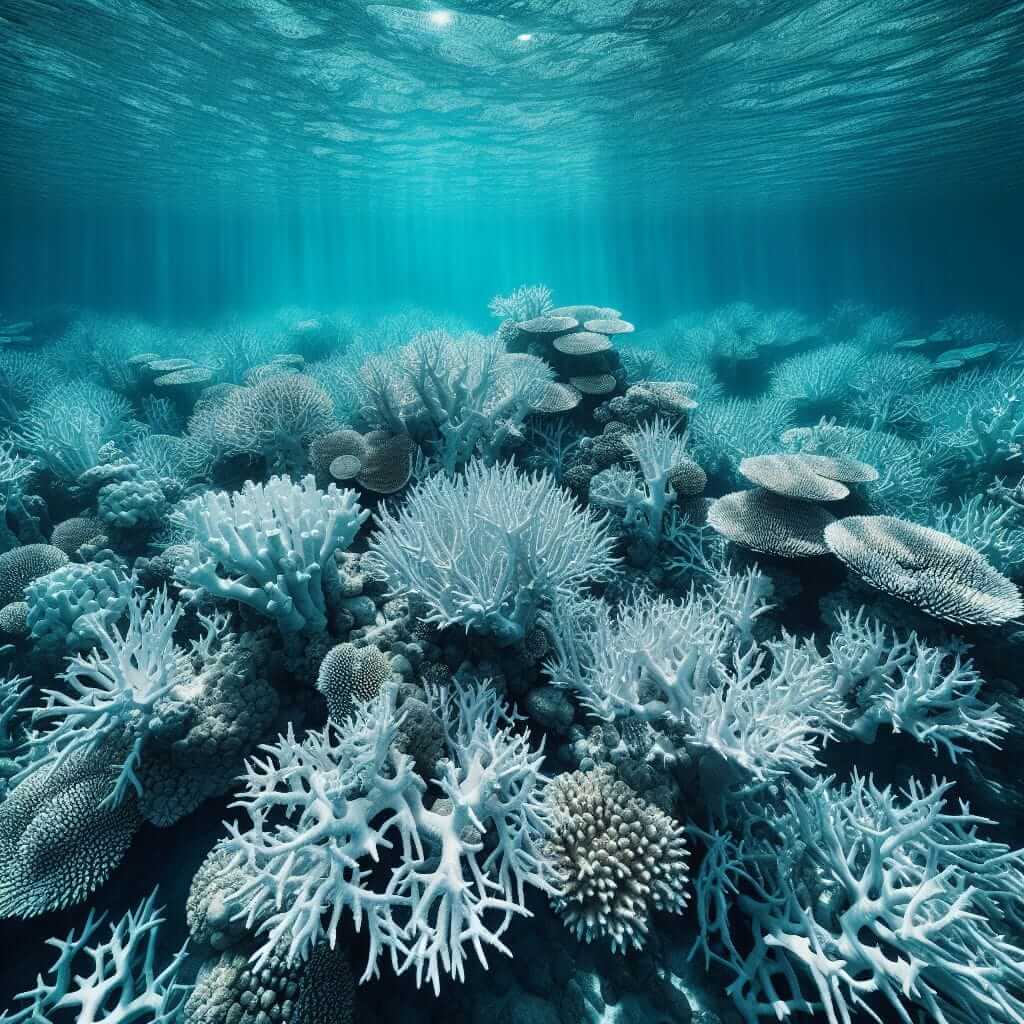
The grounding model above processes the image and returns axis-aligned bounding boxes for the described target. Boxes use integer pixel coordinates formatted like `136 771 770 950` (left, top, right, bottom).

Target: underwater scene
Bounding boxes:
2 1 1024 1023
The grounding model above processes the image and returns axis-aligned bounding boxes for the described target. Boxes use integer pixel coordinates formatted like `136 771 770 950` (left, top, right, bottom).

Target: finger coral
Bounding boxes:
176 474 369 633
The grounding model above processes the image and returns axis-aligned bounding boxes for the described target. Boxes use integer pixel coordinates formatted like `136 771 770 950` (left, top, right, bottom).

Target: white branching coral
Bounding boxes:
358 332 556 472
222 681 552 993
0 888 189 1023
368 461 617 645
200 373 336 474
544 765 689 952
488 284 553 322
828 610 1008 760
544 569 839 809
24 587 188 806
176 474 369 633
692 775 1024 1024
589 417 693 546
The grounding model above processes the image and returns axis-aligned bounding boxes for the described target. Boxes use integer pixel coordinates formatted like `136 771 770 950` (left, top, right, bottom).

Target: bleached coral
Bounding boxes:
15 381 138 481
24 587 187 805
591 416 692 546
176 474 369 633
0 888 188 1023
488 284 553 322
196 373 337 474
827 609 1007 761
358 332 556 472
692 775 1024 1024
545 570 838 809
368 461 617 645
221 681 551 993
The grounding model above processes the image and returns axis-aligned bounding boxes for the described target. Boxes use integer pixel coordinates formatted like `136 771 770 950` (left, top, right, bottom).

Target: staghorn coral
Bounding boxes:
827 609 1007 760
693 774 1024 1024
691 395 795 485
22 587 187 806
0 673 30 780
544 570 838 810
358 332 556 472
175 474 368 633
544 764 689 952
489 284 553 322
768 343 867 419
0 888 188 1023
15 381 138 481
931 492 1024 575
0 440 44 549
367 461 617 645
221 680 552 993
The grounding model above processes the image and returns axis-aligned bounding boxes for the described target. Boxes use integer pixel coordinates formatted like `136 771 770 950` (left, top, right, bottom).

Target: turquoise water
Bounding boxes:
1 4 1024 1024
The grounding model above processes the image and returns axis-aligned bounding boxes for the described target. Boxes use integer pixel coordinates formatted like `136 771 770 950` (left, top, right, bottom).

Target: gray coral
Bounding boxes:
544 765 689 953
824 514 1024 626
184 941 354 1024
0 745 141 918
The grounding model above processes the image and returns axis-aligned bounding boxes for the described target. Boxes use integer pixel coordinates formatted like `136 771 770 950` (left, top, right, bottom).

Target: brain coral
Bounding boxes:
544 764 689 953
824 514 1024 626
0 544 69 607
49 516 106 556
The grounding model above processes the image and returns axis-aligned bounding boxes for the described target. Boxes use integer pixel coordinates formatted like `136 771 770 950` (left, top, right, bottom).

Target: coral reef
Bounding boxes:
3 295 1024 1024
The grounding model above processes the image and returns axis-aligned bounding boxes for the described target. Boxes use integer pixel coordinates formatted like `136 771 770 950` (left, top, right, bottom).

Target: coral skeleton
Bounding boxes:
222 680 552 993
0 889 189 1023
176 473 369 633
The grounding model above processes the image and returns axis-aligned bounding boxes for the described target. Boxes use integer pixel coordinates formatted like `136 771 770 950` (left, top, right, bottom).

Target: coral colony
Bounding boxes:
2 292 1024 1024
